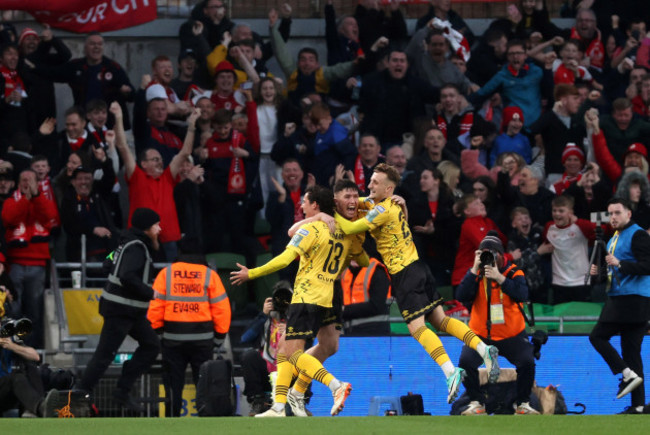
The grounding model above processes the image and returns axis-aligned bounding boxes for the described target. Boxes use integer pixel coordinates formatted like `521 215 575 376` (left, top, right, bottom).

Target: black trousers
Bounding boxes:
459 331 536 405
79 315 160 393
0 372 42 414
161 341 213 417
241 349 271 400
589 320 646 407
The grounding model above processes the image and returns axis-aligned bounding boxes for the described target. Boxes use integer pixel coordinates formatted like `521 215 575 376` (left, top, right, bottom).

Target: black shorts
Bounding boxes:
390 260 443 324
285 303 329 340
320 284 343 331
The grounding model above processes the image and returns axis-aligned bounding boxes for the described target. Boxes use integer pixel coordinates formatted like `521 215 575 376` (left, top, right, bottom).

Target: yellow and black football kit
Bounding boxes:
336 197 444 323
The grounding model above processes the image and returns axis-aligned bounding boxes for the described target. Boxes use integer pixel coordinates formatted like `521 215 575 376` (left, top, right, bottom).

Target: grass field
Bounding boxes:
2 415 647 435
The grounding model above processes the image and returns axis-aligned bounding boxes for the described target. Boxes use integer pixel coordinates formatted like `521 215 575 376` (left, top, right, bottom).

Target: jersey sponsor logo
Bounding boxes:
290 233 304 247
367 205 385 222
298 228 309 236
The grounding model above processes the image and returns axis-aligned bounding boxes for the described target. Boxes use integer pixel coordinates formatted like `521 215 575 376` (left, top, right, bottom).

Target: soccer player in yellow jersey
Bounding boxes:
283 179 367 417
323 163 501 403
231 185 363 417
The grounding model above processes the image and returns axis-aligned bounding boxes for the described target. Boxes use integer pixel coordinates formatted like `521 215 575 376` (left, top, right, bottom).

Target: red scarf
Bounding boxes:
0 65 25 100
354 155 365 192
507 63 529 77
570 27 604 70
88 124 107 147
150 126 182 150
183 84 203 105
38 178 55 202
290 189 303 223
68 131 88 152
227 130 246 195
553 173 581 196
436 112 474 139
146 80 177 102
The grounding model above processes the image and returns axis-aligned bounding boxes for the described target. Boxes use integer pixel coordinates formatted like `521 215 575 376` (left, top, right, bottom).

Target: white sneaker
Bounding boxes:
461 400 487 415
514 402 540 415
483 345 500 384
287 390 309 417
255 406 286 418
330 382 352 416
617 371 643 399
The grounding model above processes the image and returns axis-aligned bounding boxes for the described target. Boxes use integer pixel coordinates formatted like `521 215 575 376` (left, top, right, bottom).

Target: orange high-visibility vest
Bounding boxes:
341 258 392 305
148 262 231 342
468 263 526 341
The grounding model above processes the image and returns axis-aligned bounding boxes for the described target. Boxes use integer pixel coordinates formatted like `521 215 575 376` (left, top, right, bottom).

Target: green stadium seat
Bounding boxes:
206 252 248 314
253 252 278 308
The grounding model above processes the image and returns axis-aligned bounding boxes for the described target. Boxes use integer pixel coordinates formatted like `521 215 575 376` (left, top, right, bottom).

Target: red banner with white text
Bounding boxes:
0 0 157 33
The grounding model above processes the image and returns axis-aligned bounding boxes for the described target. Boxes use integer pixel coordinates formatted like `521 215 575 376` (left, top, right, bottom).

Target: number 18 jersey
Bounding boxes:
286 221 351 307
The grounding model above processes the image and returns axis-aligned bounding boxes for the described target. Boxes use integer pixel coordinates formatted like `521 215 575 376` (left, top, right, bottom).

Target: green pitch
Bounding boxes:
1 415 646 435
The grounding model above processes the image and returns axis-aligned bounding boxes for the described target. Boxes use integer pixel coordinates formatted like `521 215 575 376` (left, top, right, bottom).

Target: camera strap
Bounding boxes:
502 265 536 328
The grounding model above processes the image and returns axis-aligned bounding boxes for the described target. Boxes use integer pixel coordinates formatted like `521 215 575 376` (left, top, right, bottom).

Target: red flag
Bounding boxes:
0 0 157 33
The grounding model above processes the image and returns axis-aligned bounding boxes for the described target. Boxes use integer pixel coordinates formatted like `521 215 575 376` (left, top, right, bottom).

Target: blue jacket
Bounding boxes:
471 61 543 127
608 223 650 297
490 133 532 166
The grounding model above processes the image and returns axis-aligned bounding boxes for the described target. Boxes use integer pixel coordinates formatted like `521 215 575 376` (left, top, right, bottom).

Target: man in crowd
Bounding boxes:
2 169 58 349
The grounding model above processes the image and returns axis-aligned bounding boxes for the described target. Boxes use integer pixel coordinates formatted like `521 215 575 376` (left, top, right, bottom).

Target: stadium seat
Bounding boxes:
206 252 248 314
252 252 280 308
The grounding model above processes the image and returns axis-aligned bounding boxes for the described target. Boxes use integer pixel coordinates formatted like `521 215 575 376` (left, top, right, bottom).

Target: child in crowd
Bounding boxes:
451 194 507 289
507 206 552 303
543 195 600 304
489 106 531 166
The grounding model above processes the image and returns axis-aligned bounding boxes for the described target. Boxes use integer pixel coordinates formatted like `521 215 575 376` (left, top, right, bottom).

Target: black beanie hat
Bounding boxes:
478 230 504 254
131 208 160 231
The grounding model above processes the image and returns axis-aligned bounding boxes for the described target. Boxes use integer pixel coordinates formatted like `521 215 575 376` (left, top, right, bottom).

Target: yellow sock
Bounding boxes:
439 316 482 350
274 353 293 404
293 371 312 394
413 325 450 367
290 350 334 387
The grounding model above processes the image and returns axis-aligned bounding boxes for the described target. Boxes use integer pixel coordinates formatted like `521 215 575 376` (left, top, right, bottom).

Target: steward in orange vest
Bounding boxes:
340 258 392 336
147 253 231 416
455 231 538 414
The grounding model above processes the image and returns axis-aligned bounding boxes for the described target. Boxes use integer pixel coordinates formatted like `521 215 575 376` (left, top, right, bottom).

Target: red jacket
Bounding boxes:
2 191 59 266
452 216 506 286
592 130 624 184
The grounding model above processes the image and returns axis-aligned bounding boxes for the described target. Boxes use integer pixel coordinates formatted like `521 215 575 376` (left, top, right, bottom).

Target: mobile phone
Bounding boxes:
241 81 253 91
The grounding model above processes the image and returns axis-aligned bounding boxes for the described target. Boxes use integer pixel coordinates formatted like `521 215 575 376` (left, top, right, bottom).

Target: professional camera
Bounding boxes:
479 250 496 271
271 281 293 318
0 317 32 338
531 329 548 360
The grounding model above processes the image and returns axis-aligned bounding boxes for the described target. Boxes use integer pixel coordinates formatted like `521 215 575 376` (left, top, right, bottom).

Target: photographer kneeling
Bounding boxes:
456 231 538 415
0 317 55 417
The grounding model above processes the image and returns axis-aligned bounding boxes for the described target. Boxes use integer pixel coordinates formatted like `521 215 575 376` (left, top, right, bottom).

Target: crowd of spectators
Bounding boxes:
2 0 650 342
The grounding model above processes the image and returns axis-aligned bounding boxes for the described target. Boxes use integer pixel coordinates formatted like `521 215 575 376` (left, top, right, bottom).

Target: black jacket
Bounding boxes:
100 228 155 318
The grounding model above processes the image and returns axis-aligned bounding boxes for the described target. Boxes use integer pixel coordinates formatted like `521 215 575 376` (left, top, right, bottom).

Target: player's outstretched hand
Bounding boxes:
230 263 250 285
